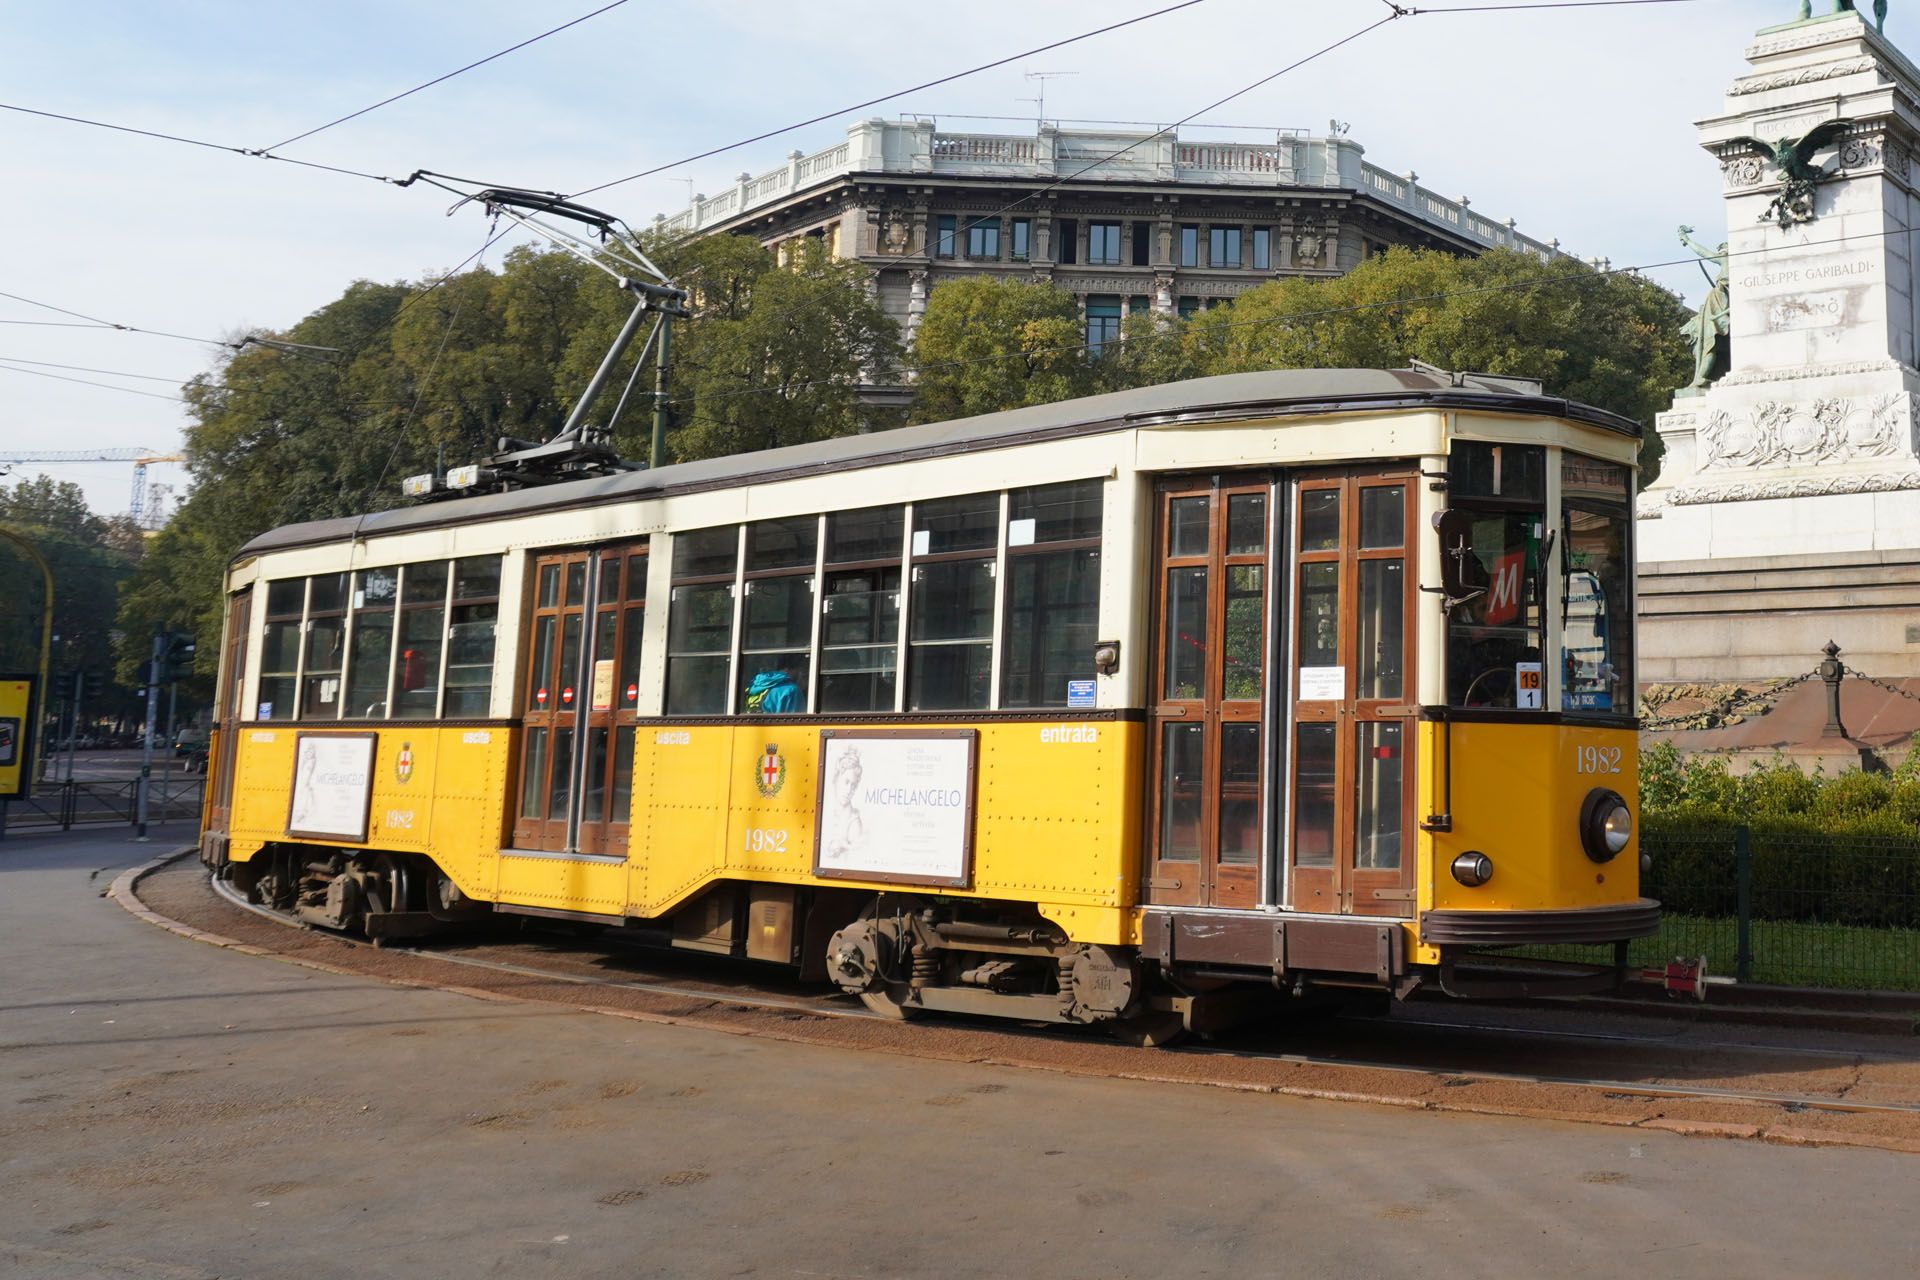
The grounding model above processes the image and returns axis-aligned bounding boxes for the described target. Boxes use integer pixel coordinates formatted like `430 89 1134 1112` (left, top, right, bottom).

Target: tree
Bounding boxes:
1184 248 1691 480
649 236 901 459
909 277 1096 422
0 477 139 715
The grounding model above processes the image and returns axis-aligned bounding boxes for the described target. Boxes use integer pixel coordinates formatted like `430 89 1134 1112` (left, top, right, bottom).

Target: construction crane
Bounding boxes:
0 449 187 526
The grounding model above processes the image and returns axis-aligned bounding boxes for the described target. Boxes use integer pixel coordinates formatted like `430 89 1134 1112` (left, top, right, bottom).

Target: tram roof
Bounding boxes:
237 367 1639 559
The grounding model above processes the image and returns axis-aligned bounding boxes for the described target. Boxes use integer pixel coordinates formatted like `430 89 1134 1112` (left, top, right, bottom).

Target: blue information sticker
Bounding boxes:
1066 679 1096 708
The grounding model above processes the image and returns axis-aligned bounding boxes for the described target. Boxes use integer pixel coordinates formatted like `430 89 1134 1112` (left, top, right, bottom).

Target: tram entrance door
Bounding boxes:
1285 468 1416 918
512 543 649 855
207 587 252 836
1144 474 1270 910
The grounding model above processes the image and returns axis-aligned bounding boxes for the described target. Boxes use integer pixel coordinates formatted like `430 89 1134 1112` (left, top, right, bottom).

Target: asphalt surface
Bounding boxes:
5 829 1920 1279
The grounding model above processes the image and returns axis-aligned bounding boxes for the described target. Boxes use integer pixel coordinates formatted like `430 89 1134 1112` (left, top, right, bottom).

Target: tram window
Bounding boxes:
909 560 994 711
667 585 734 714
346 568 396 718
257 581 304 721
299 573 348 720
1445 509 1545 709
1561 454 1633 714
674 526 741 579
819 507 904 713
443 555 501 718
1448 440 1545 503
913 493 997 555
748 517 818 572
394 561 448 719
740 578 814 713
1002 480 1102 708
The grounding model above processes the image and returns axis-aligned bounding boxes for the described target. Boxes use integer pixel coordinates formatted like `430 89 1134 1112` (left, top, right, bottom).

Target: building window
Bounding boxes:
1179 225 1199 268
442 557 501 717
1132 221 1152 267
1210 226 1241 268
1088 222 1122 265
935 214 957 259
1002 480 1103 709
1178 296 1201 319
966 218 1000 259
1057 218 1077 265
1251 227 1271 270
1011 218 1031 261
908 493 999 711
740 517 818 713
820 505 904 713
1085 295 1123 355
1129 295 1150 315
667 526 740 715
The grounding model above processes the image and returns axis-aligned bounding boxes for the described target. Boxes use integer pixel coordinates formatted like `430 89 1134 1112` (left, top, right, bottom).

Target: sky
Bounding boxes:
0 0 1873 519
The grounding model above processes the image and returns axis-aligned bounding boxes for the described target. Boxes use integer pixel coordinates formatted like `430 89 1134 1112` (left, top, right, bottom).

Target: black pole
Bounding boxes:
1734 825 1753 984
1818 640 1847 738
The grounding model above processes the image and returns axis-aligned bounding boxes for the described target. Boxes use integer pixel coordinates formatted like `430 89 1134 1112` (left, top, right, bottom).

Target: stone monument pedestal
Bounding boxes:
1639 11 1920 683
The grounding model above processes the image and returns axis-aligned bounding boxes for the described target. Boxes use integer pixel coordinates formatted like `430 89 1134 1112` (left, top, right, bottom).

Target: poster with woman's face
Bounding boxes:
813 731 975 887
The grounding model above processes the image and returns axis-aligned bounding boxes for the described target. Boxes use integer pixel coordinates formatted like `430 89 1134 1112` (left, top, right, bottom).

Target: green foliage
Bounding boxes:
117 237 900 682
0 477 142 713
909 277 1097 421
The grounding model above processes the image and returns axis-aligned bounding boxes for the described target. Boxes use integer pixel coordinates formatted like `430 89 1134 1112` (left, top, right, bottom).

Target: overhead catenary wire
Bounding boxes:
263 0 634 152
0 289 234 348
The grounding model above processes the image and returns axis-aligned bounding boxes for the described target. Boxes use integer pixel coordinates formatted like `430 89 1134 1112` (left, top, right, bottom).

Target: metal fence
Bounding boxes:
1 775 204 834
1533 827 1920 992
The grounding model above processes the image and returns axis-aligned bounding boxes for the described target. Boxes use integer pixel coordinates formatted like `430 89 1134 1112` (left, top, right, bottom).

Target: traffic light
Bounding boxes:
83 670 105 700
160 633 197 683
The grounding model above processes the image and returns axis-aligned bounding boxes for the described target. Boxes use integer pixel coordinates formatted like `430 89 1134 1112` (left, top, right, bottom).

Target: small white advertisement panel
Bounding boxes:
814 730 976 888
287 733 377 843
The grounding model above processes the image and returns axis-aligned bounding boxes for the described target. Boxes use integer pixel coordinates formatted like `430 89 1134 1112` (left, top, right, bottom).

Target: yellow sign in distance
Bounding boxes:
0 675 36 800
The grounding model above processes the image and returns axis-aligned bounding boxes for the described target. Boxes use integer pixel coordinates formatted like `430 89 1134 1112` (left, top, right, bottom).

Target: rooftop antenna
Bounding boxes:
1021 71 1077 130
397 174 689 498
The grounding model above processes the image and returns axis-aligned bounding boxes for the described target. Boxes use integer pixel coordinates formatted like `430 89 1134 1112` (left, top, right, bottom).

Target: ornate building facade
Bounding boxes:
656 118 1560 353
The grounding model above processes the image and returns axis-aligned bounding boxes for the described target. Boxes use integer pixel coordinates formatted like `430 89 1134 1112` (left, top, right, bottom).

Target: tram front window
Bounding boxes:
1561 455 1633 714
1444 442 1546 710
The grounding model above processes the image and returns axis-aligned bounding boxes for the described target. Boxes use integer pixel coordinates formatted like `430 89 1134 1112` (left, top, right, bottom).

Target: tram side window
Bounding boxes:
1561 454 1633 714
740 517 818 713
1445 442 1547 709
443 556 502 717
666 526 740 715
909 493 998 711
257 579 305 720
346 567 397 717
1002 480 1102 708
299 573 349 719
820 506 904 713
394 562 449 719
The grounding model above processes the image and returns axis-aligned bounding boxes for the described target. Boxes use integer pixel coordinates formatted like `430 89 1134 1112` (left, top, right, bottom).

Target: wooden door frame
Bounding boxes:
208 587 252 834
513 550 590 851
1282 466 1418 918
1143 472 1273 910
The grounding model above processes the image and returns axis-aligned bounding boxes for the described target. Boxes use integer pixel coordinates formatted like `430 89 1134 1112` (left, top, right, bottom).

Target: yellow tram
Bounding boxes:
199 368 1654 1037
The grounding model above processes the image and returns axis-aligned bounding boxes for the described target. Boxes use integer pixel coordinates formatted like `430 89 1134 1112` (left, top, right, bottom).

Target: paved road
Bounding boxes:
3 830 1918 1280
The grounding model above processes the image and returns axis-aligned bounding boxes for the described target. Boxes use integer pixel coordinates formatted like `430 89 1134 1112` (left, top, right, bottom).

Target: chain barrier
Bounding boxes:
1637 669 1818 732
1840 664 1920 706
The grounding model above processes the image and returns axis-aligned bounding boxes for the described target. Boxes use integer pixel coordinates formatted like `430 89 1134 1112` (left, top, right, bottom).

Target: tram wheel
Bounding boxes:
1107 1009 1187 1048
858 984 923 1020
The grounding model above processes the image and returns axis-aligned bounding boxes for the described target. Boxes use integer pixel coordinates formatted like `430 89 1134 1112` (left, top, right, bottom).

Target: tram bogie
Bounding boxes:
200 368 1658 1034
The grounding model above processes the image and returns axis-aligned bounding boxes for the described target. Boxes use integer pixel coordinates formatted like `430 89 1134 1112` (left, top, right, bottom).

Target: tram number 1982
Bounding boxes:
743 828 790 853
1575 745 1623 775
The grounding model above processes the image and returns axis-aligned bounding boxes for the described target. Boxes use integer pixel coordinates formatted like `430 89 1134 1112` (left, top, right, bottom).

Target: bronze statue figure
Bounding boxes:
1797 0 1887 29
1722 118 1854 229
1677 225 1730 391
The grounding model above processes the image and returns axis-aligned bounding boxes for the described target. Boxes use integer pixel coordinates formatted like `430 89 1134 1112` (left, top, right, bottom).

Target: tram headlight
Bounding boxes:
1579 788 1632 863
1450 851 1494 887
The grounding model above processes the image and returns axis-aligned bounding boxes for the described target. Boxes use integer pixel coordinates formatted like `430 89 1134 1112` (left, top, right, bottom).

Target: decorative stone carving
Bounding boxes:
1718 358 1908 386
1697 394 1906 470
1728 57 1879 94
881 212 911 254
1294 231 1324 267
1669 469 1920 504
1723 155 1767 188
1839 135 1884 168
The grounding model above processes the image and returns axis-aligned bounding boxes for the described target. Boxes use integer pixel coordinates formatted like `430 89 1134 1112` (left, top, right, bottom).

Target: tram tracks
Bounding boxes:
153 861 1920 1146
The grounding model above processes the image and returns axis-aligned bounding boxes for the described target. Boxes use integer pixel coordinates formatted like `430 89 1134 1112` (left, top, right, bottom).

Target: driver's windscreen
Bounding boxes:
1446 512 1546 707
1445 441 1546 710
